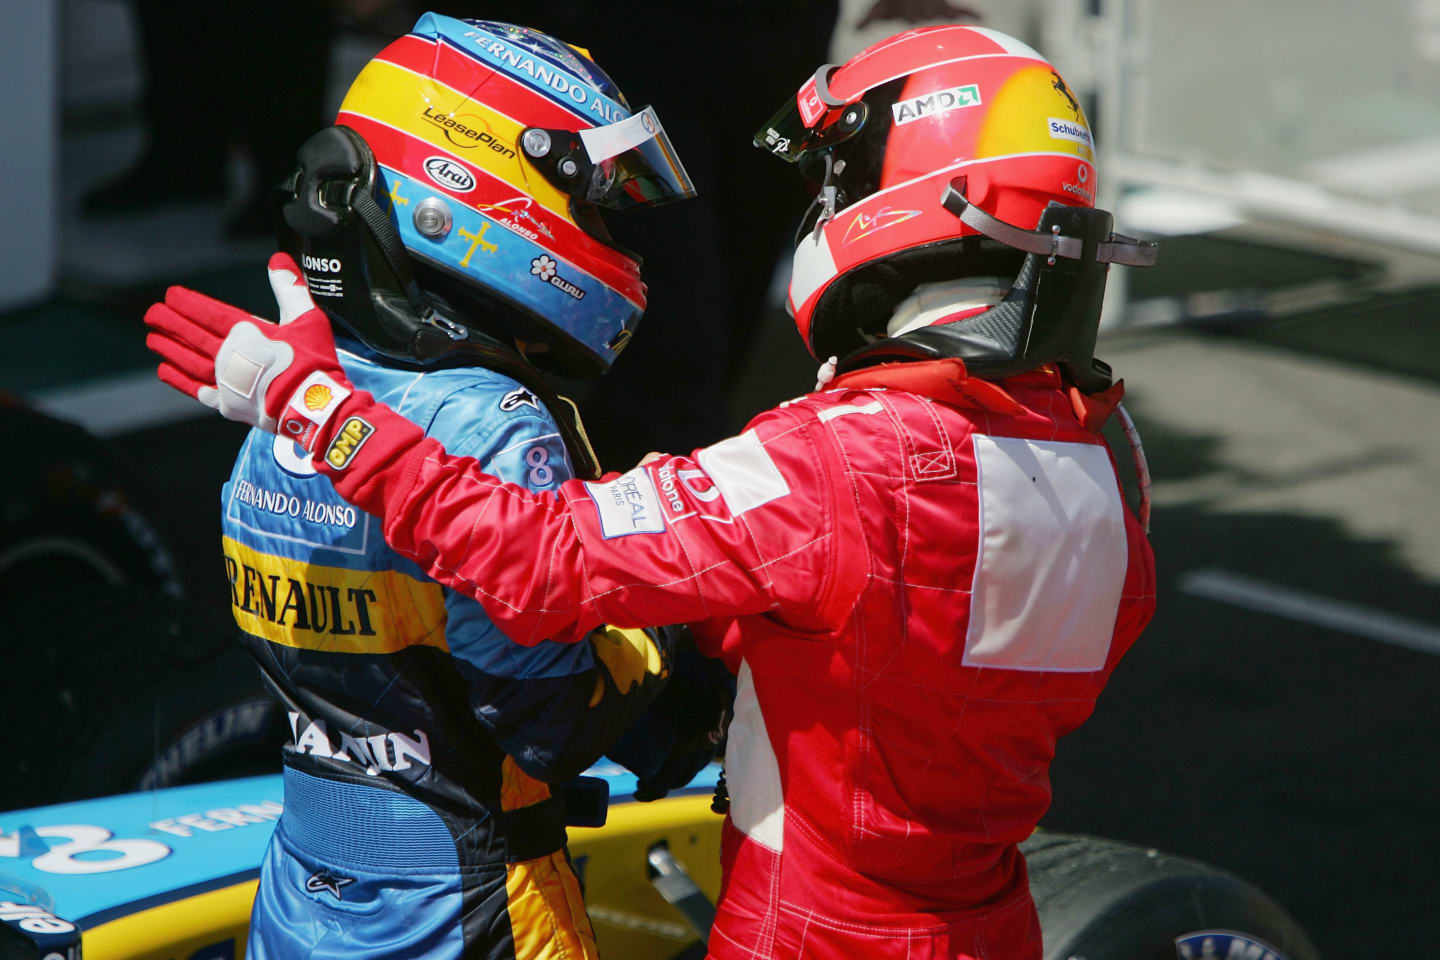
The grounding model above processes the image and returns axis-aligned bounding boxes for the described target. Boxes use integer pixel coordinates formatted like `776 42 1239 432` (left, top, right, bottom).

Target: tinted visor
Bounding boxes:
524 106 696 211
578 106 696 208
753 65 869 163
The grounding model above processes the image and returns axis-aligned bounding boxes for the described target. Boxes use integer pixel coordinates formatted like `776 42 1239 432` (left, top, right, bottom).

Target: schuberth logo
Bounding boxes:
325 416 374 470
419 107 517 158
1047 117 1094 148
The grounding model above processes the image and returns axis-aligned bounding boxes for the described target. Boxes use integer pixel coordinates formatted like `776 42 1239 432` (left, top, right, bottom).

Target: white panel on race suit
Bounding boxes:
966 435 1127 672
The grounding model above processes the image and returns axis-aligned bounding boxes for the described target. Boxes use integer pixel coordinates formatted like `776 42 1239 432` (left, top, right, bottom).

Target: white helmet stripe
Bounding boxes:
789 228 838 315
966 27 1045 60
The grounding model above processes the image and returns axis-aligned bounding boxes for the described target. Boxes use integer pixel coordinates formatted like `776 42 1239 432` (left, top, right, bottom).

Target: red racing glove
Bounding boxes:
145 252 365 454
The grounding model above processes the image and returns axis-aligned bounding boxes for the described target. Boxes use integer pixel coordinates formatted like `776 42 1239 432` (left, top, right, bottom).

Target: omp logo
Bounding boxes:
424 156 476 193
420 106 517 158
303 383 332 411
891 84 981 125
325 416 374 470
288 712 432 777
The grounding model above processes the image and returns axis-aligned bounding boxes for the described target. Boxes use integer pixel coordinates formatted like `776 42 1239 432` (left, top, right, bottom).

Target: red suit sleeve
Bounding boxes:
312 391 865 646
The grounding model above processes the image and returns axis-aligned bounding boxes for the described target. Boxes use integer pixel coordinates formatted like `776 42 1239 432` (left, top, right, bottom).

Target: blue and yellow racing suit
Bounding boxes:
221 338 669 959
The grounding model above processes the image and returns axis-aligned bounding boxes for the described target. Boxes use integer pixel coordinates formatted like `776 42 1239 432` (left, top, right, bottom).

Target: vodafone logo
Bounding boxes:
797 77 825 127
678 469 720 502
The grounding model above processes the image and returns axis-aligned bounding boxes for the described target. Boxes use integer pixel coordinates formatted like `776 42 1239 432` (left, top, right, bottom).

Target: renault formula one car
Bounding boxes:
1 763 1321 960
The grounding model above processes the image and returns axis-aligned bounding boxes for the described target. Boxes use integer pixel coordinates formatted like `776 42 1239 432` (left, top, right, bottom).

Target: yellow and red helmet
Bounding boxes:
757 26 1109 368
279 14 694 377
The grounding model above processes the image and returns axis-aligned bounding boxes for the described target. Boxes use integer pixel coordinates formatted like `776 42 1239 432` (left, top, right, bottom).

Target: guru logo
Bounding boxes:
530 255 586 301
423 156 476 193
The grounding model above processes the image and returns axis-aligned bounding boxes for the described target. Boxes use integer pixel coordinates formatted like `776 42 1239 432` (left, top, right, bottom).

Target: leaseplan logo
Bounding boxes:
891 85 981 125
842 206 922 246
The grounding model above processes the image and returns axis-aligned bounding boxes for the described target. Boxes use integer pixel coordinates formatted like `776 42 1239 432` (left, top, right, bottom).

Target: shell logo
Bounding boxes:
304 384 333 411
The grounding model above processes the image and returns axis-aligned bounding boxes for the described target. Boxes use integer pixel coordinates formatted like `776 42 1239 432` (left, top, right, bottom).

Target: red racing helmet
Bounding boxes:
757 26 1154 390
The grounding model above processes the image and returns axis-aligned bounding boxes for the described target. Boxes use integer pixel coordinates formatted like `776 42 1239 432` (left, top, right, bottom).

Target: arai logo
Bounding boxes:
424 156 476 193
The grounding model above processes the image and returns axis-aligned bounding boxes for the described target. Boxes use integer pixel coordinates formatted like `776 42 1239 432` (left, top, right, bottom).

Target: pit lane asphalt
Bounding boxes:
1041 329 1440 959
28 315 1440 959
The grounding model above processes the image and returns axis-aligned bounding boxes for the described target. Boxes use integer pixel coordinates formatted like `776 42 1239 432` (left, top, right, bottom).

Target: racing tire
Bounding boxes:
1023 831 1322 960
1 400 282 809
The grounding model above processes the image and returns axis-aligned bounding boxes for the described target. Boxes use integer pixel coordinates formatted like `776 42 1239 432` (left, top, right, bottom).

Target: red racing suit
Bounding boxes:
314 357 1156 960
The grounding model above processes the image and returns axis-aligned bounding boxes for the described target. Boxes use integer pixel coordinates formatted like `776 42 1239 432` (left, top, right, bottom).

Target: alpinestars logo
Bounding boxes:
530 255 586 301
306 870 356 900
499 387 539 412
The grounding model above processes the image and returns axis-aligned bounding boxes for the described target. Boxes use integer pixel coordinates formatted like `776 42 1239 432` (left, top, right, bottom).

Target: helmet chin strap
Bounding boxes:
835 178 1159 394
